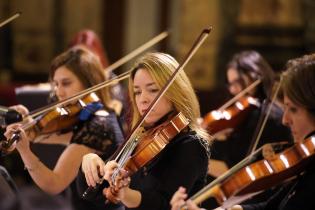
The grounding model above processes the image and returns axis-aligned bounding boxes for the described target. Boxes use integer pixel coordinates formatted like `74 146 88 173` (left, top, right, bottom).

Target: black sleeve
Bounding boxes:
76 167 108 203
242 185 289 210
137 138 208 210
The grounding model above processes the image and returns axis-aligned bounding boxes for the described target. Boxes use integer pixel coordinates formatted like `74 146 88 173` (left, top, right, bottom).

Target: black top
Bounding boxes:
129 129 209 210
242 132 315 210
211 103 292 168
70 110 124 210
80 126 209 210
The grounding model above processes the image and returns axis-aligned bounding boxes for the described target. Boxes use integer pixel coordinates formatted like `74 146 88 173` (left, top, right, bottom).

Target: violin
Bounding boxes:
82 112 190 200
1 92 100 153
201 96 260 135
121 112 189 174
183 136 315 209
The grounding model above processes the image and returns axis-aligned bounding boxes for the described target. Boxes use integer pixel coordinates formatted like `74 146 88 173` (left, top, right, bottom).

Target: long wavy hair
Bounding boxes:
49 46 113 110
128 52 211 142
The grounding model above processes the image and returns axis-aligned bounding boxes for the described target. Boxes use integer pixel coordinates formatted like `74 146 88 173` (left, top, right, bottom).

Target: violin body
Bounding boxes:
1 92 100 153
124 112 190 174
35 92 100 134
201 96 260 135
190 136 315 209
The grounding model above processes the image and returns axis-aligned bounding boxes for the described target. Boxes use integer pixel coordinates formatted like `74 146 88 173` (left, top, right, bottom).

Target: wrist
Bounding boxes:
121 188 141 208
24 157 41 172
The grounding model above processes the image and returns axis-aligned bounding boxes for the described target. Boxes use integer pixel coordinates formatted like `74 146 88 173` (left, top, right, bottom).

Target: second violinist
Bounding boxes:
208 51 292 178
4 46 124 210
81 52 211 210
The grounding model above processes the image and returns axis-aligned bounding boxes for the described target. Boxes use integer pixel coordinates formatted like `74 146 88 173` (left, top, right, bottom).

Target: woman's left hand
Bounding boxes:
4 123 31 153
103 161 131 203
170 186 201 210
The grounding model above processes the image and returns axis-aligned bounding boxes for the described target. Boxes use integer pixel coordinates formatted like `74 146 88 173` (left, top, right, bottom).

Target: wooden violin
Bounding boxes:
183 136 315 209
122 112 189 174
201 96 260 135
1 92 100 153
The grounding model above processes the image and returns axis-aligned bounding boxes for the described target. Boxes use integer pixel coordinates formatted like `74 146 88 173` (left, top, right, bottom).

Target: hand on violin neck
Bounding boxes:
3 123 31 153
9 104 29 118
103 169 131 204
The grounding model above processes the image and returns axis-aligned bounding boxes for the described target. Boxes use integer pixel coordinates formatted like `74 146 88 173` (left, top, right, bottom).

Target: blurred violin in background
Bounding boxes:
201 96 260 137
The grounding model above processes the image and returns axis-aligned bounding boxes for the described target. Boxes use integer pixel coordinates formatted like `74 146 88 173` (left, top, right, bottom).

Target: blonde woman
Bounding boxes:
81 52 211 210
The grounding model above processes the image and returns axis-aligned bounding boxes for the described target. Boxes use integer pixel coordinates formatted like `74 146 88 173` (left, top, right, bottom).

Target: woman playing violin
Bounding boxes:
4 46 124 210
209 50 291 178
69 29 127 116
171 53 315 210
81 52 211 210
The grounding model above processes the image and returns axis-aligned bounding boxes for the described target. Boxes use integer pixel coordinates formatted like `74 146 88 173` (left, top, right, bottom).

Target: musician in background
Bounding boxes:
80 52 211 210
171 53 315 210
208 50 292 178
4 46 124 210
69 29 127 119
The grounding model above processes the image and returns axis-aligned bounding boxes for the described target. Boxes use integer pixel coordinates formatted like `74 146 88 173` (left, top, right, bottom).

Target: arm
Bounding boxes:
5 124 93 194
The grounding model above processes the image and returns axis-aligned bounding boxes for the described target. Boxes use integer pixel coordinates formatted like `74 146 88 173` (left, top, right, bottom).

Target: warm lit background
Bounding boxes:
1 0 315 193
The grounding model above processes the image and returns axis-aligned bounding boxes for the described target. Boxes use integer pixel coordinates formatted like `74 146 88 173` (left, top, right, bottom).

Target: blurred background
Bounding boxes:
1 0 315 204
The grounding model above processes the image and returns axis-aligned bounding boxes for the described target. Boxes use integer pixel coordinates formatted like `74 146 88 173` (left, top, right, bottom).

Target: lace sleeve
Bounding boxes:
71 111 124 157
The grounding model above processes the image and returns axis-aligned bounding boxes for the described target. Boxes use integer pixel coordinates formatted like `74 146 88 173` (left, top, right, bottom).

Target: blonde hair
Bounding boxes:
128 52 211 142
49 46 114 110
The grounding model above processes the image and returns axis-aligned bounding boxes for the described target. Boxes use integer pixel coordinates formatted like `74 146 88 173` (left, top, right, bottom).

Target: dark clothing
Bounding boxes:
242 132 315 210
71 110 124 210
211 104 292 168
129 130 209 210
83 128 209 210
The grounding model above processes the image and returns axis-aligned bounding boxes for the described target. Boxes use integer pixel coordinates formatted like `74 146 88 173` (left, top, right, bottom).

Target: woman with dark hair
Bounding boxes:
171 53 315 210
208 50 291 178
4 46 124 210
226 50 275 100
69 29 127 118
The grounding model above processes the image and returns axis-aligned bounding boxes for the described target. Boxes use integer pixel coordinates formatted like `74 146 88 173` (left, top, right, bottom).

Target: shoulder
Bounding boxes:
171 130 210 160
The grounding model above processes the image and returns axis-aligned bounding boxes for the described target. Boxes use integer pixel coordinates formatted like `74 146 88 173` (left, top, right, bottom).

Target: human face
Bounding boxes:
53 66 86 101
227 68 253 96
282 95 315 142
133 68 173 126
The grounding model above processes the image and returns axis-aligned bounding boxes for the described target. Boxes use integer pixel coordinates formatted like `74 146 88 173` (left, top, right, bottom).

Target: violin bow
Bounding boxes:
111 26 212 183
247 79 283 155
28 31 168 119
105 31 168 73
0 12 21 28
218 79 261 111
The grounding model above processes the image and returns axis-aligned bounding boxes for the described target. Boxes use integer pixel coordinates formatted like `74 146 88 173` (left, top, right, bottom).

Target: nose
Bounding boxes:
282 108 290 127
55 86 65 100
229 85 239 96
139 91 150 105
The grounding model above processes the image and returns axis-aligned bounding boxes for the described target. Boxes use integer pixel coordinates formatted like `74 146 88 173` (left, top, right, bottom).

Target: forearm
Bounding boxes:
19 148 66 194
121 188 142 208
